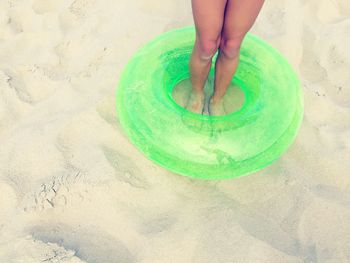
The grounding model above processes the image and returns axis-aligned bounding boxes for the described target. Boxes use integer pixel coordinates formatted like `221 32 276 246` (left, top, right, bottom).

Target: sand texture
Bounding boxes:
0 0 350 262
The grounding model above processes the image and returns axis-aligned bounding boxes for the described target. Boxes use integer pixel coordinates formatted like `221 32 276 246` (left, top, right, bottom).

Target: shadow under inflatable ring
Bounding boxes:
116 26 304 180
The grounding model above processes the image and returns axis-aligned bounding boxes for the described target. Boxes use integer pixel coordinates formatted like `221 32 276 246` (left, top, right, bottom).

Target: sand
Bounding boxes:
0 0 350 262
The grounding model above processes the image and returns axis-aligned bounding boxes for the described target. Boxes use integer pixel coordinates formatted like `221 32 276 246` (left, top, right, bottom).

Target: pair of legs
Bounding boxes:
186 0 265 115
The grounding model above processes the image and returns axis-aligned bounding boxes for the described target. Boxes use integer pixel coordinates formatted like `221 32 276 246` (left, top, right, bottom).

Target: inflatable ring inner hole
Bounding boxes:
171 72 247 116
154 43 265 127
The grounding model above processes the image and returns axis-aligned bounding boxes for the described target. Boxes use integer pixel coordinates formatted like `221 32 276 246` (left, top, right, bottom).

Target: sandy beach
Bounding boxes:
0 0 350 262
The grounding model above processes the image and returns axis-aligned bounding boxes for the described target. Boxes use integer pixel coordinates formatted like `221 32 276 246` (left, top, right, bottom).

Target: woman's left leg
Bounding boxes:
209 0 265 115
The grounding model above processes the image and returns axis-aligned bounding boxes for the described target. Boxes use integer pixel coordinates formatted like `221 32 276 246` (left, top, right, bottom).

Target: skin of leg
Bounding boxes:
211 0 265 105
186 0 227 114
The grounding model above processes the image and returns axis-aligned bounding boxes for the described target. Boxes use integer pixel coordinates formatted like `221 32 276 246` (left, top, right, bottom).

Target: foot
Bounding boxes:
185 90 205 114
208 94 226 116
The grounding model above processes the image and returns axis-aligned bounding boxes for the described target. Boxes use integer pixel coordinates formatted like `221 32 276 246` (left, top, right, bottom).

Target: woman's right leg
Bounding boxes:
209 0 265 116
186 0 227 114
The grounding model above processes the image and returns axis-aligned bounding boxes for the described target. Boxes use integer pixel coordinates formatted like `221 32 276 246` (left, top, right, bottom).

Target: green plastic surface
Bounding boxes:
116 26 304 180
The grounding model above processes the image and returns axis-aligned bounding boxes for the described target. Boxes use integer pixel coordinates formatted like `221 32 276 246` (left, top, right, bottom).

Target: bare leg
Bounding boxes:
187 0 227 114
209 0 265 116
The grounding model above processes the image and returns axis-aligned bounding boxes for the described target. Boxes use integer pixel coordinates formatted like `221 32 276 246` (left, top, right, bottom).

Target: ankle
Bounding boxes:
192 89 205 96
210 94 223 104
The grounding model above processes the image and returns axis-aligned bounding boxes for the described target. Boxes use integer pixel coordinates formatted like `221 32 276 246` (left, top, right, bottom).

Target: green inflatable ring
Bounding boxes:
116 26 304 180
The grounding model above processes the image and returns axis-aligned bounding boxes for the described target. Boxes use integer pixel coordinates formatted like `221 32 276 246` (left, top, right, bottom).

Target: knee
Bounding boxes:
197 38 220 61
219 36 242 59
